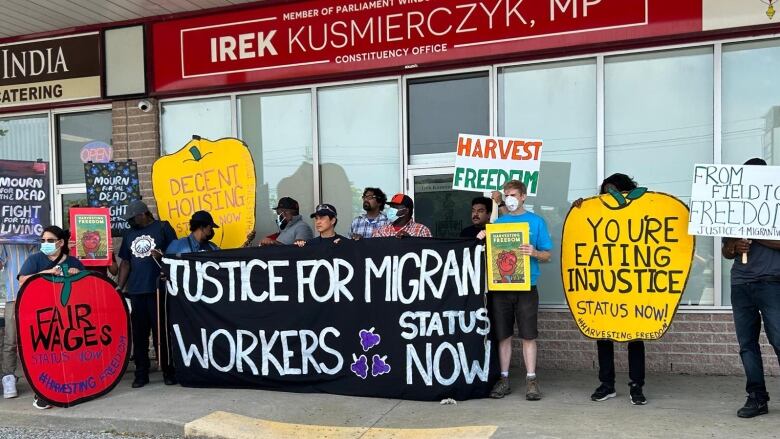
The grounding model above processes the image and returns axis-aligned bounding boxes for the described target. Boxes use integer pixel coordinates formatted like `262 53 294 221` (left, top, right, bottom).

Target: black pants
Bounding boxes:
130 293 175 379
597 340 645 387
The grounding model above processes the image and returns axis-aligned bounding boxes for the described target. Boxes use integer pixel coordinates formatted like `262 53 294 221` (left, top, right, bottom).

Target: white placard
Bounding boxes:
688 164 780 239
452 134 543 195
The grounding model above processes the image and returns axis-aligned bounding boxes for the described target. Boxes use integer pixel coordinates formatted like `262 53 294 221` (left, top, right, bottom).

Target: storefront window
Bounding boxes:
412 174 475 238
0 114 50 306
605 47 715 306
161 97 232 153
408 73 489 164
0 115 49 162
318 81 400 236
499 59 598 305
720 38 780 306
56 110 112 184
239 90 314 240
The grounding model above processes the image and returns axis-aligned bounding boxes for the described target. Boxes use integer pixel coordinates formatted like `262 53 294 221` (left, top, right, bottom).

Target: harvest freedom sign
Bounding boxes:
453 134 543 194
163 238 496 401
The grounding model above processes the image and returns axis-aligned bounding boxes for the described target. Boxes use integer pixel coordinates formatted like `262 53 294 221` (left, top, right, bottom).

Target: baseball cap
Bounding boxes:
274 197 299 211
191 210 219 228
123 200 149 220
389 193 414 210
310 203 337 218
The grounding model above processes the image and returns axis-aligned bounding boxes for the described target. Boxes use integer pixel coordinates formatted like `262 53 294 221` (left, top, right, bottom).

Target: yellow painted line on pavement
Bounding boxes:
185 411 497 439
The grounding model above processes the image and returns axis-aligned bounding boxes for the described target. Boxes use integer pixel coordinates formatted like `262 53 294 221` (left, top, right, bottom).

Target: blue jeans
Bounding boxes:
731 281 780 401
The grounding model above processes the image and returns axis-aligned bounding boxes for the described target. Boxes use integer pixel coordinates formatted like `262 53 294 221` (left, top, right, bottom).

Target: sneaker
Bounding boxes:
629 383 647 405
526 376 541 401
591 383 616 401
2 374 17 399
737 395 768 418
489 377 511 399
32 395 51 410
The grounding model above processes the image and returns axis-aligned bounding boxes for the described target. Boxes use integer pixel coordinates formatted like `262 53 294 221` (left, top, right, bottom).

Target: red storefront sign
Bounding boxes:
152 0 701 93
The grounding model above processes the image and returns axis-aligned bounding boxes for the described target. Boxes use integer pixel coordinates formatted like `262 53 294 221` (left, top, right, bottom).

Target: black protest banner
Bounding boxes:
0 159 50 244
84 161 141 236
163 238 496 401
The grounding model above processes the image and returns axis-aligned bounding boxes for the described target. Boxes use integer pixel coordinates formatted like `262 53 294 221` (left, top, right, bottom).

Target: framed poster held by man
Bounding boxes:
69 207 112 266
485 223 531 291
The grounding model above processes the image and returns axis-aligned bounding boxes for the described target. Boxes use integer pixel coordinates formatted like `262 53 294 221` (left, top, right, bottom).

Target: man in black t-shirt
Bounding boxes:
117 200 177 389
460 196 492 238
722 158 780 419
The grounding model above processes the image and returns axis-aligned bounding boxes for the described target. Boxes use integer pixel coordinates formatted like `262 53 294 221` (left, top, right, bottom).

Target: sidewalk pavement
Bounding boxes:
1 368 778 439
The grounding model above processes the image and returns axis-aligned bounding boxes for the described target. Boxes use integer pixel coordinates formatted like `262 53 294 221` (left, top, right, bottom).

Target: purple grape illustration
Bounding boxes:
350 354 368 379
359 327 381 352
371 355 391 377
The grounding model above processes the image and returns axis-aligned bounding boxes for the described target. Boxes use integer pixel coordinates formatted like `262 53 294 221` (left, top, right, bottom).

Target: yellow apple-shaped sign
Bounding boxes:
152 136 256 249
561 189 695 342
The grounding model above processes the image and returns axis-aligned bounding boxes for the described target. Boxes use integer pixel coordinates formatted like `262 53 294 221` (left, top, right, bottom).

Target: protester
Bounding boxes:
350 187 390 239
372 194 432 238
17 226 85 409
260 197 313 246
295 203 345 247
460 196 492 238
574 173 648 405
722 158 780 419
478 180 552 400
0 242 35 401
116 200 177 389
167 210 220 254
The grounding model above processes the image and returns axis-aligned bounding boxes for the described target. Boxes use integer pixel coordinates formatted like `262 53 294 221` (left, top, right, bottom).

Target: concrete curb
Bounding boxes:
184 411 498 439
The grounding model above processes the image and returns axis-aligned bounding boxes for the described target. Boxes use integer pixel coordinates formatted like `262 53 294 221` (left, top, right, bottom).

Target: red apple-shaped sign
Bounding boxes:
16 268 130 407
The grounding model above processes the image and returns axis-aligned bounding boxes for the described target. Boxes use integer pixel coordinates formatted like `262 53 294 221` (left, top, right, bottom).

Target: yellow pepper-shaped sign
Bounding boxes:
152 136 256 249
561 189 695 342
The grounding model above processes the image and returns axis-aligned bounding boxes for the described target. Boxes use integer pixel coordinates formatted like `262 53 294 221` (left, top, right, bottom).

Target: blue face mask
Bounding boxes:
40 242 57 255
385 207 399 223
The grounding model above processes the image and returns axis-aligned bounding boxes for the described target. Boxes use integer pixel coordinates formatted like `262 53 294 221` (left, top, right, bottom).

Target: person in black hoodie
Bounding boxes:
574 173 648 406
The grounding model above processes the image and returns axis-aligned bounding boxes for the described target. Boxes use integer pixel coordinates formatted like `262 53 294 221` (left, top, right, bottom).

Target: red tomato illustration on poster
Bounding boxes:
16 269 130 407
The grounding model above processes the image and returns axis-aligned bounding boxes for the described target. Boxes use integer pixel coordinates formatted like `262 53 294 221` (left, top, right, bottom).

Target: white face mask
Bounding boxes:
385 207 399 222
504 195 520 212
276 213 288 229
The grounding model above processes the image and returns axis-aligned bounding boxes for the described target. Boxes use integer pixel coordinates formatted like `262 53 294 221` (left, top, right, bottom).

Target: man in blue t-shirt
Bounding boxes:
117 200 177 389
478 180 553 401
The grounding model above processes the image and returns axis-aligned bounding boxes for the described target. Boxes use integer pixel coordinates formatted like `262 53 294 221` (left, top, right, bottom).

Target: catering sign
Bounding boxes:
0 33 101 109
152 0 701 93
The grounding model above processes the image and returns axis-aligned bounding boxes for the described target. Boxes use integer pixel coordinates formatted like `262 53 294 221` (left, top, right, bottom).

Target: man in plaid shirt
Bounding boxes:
372 193 432 238
350 187 391 239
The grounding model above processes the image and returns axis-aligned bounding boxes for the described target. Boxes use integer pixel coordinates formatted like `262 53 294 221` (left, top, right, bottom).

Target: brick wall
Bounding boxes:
523 310 780 377
111 99 161 216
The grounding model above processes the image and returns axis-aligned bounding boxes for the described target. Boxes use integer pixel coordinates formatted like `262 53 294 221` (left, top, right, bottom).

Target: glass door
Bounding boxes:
54 186 88 231
408 168 482 239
